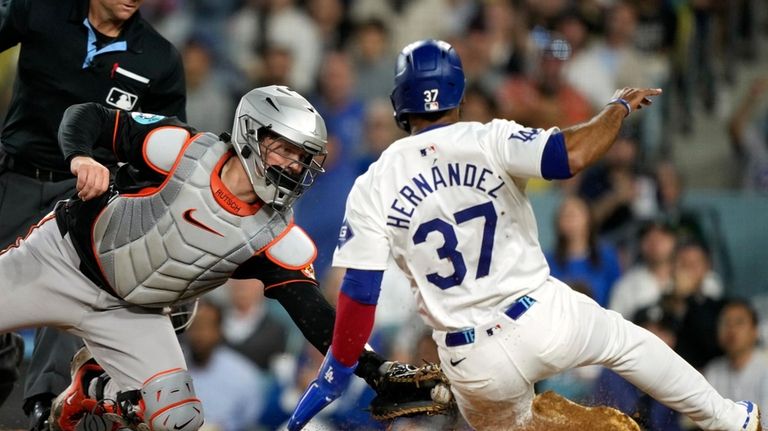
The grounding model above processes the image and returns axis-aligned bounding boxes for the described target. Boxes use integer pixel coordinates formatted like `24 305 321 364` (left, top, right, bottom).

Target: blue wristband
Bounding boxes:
608 97 631 117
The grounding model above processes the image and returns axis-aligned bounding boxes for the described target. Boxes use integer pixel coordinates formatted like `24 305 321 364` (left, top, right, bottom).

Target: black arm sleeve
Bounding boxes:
265 281 386 386
58 103 117 161
234 255 330 352
236 254 387 385
265 281 335 354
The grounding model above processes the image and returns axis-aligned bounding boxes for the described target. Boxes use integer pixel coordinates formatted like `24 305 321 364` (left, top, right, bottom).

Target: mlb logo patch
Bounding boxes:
106 88 138 110
424 101 440 111
419 145 436 157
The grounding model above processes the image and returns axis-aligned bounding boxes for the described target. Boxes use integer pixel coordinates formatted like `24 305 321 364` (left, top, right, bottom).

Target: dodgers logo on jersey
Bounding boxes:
508 127 542 142
130 112 166 124
337 219 354 249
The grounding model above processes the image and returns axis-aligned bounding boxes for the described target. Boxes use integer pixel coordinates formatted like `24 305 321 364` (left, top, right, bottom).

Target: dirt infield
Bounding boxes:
523 391 640 431
388 390 641 430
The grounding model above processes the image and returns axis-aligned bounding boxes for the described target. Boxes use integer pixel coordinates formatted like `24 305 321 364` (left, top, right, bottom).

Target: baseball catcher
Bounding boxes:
0 85 451 431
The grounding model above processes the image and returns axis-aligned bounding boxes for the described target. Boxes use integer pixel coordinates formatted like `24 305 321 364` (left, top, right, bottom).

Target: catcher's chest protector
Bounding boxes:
92 133 290 307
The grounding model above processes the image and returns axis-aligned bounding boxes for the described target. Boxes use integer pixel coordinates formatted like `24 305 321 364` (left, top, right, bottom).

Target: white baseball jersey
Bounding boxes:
333 120 557 331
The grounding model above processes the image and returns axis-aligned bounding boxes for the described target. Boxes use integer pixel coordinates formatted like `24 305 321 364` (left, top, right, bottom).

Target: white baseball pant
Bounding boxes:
433 277 749 431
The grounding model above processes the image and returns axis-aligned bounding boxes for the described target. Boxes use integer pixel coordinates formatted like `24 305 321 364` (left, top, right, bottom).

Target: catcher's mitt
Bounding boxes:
369 361 457 421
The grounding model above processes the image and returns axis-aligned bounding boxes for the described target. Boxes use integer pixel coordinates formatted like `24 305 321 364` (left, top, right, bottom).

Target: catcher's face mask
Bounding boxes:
238 124 326 210
231 85 328 211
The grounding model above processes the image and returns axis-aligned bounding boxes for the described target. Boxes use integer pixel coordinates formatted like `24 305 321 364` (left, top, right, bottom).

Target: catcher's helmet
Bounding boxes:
231 85 327 210
390 39 465 132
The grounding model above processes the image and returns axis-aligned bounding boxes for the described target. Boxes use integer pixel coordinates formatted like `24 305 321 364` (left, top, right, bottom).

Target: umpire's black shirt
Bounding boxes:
0 0 186 173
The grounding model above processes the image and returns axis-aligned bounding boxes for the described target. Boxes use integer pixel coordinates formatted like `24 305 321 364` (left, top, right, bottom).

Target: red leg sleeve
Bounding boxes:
331 291 376 367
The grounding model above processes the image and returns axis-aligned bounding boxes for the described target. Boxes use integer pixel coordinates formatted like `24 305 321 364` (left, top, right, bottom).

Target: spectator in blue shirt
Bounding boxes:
546 195 622 307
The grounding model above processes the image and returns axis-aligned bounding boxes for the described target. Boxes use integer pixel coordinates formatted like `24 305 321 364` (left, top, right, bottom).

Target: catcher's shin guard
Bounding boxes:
139 368 203 431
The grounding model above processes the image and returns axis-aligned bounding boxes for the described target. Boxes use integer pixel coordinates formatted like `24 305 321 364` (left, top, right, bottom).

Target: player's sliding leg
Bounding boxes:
544 279 759 431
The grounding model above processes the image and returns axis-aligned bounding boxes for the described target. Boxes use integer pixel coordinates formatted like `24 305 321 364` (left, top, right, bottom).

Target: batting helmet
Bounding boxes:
390 39 466 132
231 85 327 210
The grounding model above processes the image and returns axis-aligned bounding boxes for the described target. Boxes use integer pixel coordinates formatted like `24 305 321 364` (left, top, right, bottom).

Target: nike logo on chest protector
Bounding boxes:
182 208 223 237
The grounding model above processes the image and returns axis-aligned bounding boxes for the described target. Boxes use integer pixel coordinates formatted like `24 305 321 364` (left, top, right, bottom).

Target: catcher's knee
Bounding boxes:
140 368 203 431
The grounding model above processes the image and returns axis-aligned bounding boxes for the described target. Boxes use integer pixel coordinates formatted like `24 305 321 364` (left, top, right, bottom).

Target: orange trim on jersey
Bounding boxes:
121 132 202 198
264 225 318 270
143 368 184 386
263 279 319 291
147 398 202 431
111 110 121 157
0 214 56 257
142 127 191 176
209 150 262 216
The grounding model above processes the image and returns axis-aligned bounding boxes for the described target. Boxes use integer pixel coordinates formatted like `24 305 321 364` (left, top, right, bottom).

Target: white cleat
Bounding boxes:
737 401 762 431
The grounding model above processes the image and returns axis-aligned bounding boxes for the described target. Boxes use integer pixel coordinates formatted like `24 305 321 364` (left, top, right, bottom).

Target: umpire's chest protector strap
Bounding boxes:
264 225 317 269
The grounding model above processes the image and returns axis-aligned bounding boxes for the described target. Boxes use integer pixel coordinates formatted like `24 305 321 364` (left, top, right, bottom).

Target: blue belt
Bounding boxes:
445 295 536 347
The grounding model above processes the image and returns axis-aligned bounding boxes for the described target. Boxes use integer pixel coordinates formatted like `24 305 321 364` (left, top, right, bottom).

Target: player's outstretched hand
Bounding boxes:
70 155 109 201
610 87 663 116
287 350 356 431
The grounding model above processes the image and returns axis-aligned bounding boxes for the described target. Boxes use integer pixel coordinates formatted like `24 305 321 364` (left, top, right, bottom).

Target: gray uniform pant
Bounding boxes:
0 168 80 410
0 216 186 400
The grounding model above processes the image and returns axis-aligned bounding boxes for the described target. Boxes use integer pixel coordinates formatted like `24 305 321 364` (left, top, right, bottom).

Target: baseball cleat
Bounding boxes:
737 401 761 431
49 347 113 431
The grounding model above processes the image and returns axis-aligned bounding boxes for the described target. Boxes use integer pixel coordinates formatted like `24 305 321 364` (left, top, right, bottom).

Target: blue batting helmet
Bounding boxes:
390 39 466 132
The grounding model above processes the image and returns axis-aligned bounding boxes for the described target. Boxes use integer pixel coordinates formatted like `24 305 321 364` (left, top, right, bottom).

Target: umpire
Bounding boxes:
0 0 185 428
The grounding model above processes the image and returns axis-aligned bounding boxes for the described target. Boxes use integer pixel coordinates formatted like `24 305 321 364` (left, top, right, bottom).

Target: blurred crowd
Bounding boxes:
2 0 768 430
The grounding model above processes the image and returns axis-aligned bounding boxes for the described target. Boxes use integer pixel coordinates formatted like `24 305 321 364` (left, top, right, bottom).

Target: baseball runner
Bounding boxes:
0 86 448 431
288 40 763 431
